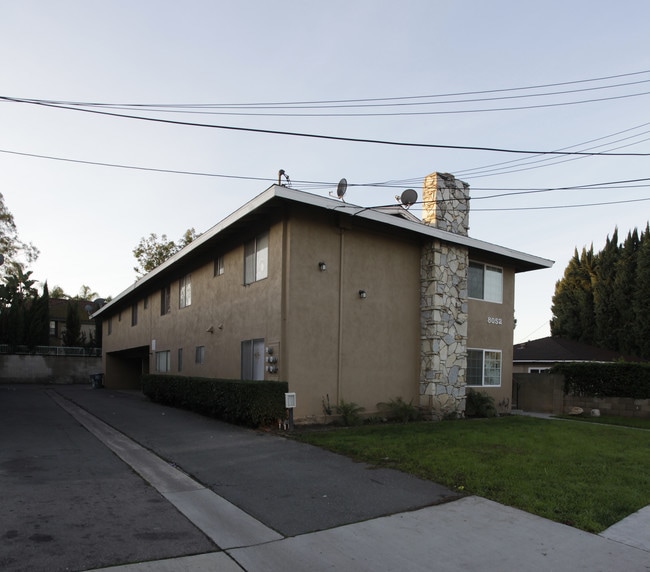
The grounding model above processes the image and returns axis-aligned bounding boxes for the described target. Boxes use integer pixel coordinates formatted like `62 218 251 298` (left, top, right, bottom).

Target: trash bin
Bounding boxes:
90 373 104 389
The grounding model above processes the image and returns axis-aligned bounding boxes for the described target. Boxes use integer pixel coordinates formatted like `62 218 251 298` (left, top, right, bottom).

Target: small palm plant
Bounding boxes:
335 399 365 426
377 397 420 423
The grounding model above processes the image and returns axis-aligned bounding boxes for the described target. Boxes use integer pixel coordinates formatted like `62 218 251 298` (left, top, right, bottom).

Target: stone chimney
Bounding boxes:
421 172 470 236
419 171 469 419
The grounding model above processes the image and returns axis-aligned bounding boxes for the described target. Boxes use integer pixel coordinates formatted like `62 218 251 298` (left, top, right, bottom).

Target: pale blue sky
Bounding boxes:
1 1 649 343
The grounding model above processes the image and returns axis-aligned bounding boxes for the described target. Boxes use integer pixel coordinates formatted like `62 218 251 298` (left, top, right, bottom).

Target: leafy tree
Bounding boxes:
78 285 98 300
25 281 50 348
0 192 39 277
133 228 200 277
0 263 39 345
50 285 68 298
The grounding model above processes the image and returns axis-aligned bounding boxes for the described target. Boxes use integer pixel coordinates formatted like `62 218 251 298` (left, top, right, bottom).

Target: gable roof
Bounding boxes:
513 336 644 363
94 185 553 318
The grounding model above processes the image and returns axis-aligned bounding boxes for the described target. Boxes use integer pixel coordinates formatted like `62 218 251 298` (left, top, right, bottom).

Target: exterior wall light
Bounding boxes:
359 290 367 299
318 262 327 271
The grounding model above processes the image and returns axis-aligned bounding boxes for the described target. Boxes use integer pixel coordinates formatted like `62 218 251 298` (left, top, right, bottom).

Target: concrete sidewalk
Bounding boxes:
4 385 649 571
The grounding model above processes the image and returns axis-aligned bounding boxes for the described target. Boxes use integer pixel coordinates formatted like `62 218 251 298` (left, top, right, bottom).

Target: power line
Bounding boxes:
470 196 650 211
2 96 650 157
12 68 649 109
7 89 650 117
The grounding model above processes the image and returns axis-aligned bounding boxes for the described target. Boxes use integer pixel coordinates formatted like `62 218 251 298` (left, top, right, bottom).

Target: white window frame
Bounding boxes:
528 367 551 374
179 274 192 308
244 232 268 285
467 348 502 387
155 350 171 373
468 262 503 303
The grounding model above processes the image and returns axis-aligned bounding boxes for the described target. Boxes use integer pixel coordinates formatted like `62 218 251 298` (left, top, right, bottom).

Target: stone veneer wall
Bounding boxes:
419 172 470 419
419 239 469 418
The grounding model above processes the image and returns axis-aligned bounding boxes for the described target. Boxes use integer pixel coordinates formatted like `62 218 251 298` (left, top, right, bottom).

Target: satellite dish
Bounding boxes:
336 178 347 200
400 189 418 208
93 298 106 308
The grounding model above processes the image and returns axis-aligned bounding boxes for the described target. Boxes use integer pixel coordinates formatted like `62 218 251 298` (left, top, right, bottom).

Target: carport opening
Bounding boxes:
105 346 150 389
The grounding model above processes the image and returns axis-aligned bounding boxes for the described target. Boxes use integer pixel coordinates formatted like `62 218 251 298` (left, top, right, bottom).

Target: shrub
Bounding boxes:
141 374 288 428
551 362 650 399
465 390 497 418
335 399 365 426
377 397 420 423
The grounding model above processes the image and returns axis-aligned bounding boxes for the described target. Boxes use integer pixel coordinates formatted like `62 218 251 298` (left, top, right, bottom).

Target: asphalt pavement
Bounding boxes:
1 384 648 572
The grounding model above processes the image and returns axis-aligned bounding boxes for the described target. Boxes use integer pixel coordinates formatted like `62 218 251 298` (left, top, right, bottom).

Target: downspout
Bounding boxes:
281 216 290 383
336 227 345 403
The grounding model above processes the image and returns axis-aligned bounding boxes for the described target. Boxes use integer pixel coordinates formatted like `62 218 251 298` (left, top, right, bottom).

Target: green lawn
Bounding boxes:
294 416 650 533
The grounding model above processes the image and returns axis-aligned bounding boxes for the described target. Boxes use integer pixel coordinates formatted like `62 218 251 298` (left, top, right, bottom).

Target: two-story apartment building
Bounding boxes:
94 172 553 422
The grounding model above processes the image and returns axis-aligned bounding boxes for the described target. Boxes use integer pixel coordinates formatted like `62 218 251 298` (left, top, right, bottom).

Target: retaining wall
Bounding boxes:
0 354 102 384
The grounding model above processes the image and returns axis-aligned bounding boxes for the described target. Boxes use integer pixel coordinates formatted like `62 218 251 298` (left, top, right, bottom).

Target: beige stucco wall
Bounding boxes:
100 203 523 422
102 221 285 383
282 209 421 422
466 263 515 411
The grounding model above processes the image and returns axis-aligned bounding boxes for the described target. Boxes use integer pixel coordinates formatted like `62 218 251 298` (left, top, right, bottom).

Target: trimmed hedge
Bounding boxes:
141 374 288 427
551 362 650 399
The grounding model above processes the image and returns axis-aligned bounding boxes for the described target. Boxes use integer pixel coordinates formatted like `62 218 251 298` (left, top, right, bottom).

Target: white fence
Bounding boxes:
0 345 101 357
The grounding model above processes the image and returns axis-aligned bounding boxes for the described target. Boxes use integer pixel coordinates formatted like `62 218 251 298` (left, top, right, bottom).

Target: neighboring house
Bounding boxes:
93 172 552 423
49 298 97 346
513 336 643 374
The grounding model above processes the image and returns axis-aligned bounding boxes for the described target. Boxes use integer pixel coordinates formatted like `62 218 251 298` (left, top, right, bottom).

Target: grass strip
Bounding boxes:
294 416 650 533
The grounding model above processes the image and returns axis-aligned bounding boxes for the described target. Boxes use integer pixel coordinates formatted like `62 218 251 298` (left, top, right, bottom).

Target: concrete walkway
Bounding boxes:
4 386 648 572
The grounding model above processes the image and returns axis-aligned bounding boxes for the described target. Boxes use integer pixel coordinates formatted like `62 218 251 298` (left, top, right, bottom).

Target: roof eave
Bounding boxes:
94 185 553 317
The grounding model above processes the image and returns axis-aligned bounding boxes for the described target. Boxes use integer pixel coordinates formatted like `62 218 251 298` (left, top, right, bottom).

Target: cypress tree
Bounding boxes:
613 229 640 355
62 300 81 347
550 247 596 342
593 229 620 350
633 225 650 359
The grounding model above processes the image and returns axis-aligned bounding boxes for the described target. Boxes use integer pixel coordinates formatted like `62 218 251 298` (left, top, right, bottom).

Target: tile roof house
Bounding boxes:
93 172 553 422
513 336 644 373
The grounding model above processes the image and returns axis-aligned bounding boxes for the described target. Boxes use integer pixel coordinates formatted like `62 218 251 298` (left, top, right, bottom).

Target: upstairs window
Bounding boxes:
244 232 268 285
214 255 224 277
160 285 171 315
468 262 503 303
131 303 138 326
179 274 192 308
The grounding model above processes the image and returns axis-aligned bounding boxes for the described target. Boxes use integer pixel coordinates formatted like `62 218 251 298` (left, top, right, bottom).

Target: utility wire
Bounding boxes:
8 90 650 117
11 69 649 109
470 196 650 211
2 147 649 197
2 96 650 157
